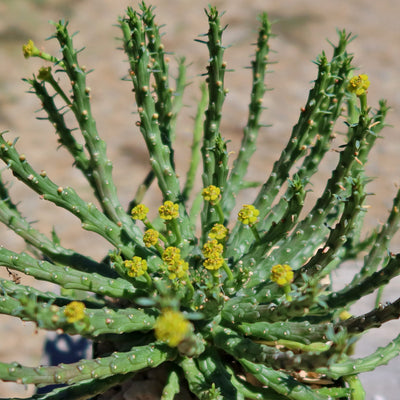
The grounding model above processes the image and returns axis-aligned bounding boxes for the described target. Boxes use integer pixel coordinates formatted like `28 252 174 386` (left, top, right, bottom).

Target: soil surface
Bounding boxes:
1 0 400 398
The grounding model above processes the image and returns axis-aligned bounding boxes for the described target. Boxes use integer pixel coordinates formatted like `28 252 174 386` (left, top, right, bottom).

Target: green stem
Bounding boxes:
343 375 365 400
0 134 142 258
227 33 354 261
239 359 329 400
26 77 92 185
0 247 137 300
250 224 261 244
316 332 400 379
12 373 136 400
283 284 292 302
222 12 272 215
0 289 157 337
45 74 72 106
155 242 165 255
352 186 400 285
169 218 183 246
359 93 367 113
161 367 181 400
0 344 175 385
222 260 234 281
199 7 230 239
54 21 138 236
128 170 155 210
120 10 195 246
375 285 384 308
213 201 225 224
144 220 169 245
323 254 400 309
211 270 221 287
0 179 112 276
314 387 352 399
182 83 208 202
26 41 65 67
143 271 153 287
337 296 400 334
182 273 195 298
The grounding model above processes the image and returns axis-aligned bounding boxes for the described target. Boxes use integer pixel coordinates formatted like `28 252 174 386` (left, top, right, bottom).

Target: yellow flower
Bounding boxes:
202 239 223 259
238 204 260 225
162 246 181 264
143 229 159 247
203 256 224 270
167 259 189 279
154 309 190 347
131 204 149 221
347 74 370 97
37 66 52 82
158 201 179 220
339 310 353 321
270 264 294 286
22 39 39 59
202 237 227 272
124 256 148 277
64 301 86 323
161 247 188 279
208 223 228 240
202 185 221 202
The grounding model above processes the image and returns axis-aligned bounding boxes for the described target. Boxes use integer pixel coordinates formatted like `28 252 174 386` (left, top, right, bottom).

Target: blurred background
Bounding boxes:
1 0 400 398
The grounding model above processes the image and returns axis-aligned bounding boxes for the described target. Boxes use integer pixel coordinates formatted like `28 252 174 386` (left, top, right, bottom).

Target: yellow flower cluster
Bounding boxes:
37 66 52 82
208 223 228 240
347 74 370 97
64 301 86 323
203 257 224 270
168 259 189 280
202 185 221 203
22 40 39 59
143 229 159 247
339 310 353 321
202 239 223 258
124 256 148 277
238 204 260 225
202 239 224 270
270 264 294 286
162 246 181 264
162 246 188 279
131 204 149 221
154 309 190 347
158 201 179 220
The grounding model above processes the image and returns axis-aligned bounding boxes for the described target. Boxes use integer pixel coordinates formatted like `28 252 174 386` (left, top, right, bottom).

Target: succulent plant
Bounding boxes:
1 2 400 399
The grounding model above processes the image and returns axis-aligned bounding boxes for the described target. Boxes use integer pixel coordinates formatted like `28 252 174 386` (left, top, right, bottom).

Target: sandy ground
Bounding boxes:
1 0 400 398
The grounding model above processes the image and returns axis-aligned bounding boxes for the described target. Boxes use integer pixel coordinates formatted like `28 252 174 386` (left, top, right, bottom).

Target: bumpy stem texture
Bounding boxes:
1 5 400 400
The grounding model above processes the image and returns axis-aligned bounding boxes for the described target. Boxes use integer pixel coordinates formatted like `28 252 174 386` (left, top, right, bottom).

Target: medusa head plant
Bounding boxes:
1 3 400 400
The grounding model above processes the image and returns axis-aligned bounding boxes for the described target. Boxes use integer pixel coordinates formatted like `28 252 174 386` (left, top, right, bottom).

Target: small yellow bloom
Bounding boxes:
154 309 190 347
22 40 39 59
208 223 228 240
37 66 52 82
167 259 189 279
203 256 224 270
347 74 370 97
339 310 353 321
64 301 86 323
202 185 221 202
124 256 148 277
162 246 181 264
131 204 149 220
270 264 294 286
202 239 223 259
238 204 260 225
143 229 159 247
158 201 179 220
